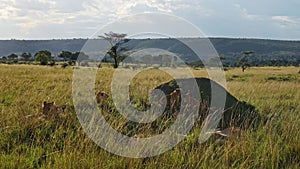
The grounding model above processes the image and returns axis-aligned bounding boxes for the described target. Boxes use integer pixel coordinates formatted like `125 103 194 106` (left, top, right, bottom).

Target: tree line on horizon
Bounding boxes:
0 32 299 70
0 50 90 66
0 49 299 71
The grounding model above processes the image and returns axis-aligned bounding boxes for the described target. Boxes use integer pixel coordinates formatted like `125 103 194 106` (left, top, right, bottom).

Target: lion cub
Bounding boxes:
42 101 66 119
167 88 181 112
96 91 109 105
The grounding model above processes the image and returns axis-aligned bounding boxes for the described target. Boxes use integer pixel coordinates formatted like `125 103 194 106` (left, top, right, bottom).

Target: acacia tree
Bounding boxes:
7 53 18 60
99 32 128 68
58 51 72 61
75 52 89 66
21 52 32 61
35 50 51 65
237 51 254 72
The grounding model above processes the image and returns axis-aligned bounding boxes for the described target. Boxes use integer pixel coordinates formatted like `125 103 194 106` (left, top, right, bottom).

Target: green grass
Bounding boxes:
0 64 299 168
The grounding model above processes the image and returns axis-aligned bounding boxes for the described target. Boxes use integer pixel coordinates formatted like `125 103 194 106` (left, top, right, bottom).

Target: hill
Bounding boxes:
0 38 299 66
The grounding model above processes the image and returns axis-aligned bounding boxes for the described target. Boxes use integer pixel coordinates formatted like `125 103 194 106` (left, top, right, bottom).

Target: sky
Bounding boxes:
0 0 300 40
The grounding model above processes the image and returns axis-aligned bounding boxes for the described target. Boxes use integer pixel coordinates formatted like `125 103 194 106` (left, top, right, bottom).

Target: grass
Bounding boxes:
0 64 299 168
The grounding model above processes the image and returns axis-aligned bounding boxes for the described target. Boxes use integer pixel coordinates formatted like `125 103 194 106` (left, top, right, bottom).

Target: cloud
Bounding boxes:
271 15 300 30
0 0 300 39
233 4 260 20
0 1 19 20
272 16 298 24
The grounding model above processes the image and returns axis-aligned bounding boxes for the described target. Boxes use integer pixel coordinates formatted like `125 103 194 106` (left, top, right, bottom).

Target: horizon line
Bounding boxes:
0 36 300 42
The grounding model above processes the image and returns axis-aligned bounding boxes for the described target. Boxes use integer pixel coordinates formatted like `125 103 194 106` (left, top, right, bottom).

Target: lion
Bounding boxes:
42 101 66 119
154 78 261 130
96 91 109 105
167 88 181 112
208 127 243 145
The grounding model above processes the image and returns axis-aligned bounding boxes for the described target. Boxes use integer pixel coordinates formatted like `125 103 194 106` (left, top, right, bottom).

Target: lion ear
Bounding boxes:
42 101 46 107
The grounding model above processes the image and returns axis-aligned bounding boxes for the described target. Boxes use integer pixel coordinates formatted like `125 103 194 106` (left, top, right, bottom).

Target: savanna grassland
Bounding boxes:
0 64 299 169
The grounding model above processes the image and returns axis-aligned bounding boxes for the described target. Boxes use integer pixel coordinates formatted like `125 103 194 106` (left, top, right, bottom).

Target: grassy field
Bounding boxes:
0 64 299 168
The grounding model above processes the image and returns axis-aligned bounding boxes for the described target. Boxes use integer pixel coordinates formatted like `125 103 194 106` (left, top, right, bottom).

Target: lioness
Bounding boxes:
154 78 260 129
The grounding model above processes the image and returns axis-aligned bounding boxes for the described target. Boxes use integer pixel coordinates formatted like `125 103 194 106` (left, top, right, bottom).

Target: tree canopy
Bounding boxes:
58 51 72 61
99 31 128 68
34 50 52 65
7 53 18 60
21 52 32 61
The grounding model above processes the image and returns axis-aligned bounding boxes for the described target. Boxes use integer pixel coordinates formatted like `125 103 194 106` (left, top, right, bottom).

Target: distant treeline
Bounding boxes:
0 38 299 67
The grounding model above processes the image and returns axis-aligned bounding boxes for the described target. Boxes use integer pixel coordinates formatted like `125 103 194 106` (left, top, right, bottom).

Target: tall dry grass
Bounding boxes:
0 64 299 168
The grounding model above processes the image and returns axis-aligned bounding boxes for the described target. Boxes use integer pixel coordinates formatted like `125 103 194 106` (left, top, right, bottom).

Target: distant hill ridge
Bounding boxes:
0 38 299 66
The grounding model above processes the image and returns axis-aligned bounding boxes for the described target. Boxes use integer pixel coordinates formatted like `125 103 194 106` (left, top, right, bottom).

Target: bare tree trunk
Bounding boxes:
113 50 118 68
